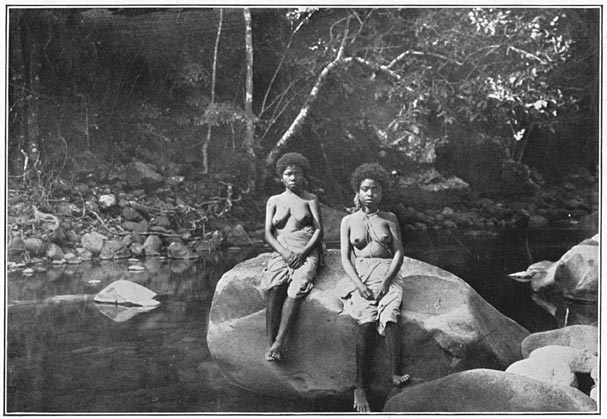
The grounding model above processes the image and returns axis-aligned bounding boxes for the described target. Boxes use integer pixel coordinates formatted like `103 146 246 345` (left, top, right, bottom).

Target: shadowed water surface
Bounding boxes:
6 228 597 413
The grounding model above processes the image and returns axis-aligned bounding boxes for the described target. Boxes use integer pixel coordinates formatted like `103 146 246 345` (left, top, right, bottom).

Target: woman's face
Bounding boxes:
358 178 382 209
281 165 305 192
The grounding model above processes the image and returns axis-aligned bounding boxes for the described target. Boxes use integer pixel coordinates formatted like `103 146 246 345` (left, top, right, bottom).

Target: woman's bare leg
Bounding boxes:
266 295 302 361
354 322 376 412
385 322 409 385
266 284 287 360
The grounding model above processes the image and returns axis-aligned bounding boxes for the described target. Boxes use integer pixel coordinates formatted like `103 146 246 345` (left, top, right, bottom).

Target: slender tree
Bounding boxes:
243 8 255 159
202 8 223 174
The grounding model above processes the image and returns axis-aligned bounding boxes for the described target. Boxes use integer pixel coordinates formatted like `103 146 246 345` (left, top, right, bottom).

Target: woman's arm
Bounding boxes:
264 196 291 261
299 195 323 256
340 215 373 300
377 212 404 300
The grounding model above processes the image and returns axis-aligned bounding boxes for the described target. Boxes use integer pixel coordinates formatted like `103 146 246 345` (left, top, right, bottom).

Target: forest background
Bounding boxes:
6 7 600 255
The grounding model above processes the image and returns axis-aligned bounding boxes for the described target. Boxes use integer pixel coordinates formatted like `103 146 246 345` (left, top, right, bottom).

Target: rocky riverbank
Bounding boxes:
6 160 598 273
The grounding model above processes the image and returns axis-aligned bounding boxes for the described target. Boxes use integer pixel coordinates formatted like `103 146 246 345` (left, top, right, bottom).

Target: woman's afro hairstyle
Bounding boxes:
276 152 310 177
350 162 390 192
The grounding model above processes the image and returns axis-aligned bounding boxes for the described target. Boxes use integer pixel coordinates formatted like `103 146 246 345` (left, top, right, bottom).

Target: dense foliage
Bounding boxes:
8 7 599 202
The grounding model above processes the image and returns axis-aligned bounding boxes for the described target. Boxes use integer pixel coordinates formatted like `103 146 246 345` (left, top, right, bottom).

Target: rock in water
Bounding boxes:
94 279 160 307
207 249 529 400
383 369 596 412
555 242 598 302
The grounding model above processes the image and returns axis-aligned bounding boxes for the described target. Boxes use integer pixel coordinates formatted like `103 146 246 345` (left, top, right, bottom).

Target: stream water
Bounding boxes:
5 227 597 413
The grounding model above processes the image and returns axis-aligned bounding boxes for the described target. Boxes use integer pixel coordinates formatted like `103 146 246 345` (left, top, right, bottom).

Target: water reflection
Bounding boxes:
8 247 334 413
6 229 597 413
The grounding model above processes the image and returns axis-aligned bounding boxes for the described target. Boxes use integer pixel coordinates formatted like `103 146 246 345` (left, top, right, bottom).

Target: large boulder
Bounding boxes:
554 241 598 302
521 325 598 358
528 345 597 374
505 357 577 388
383 368 597 412
207 250 529 400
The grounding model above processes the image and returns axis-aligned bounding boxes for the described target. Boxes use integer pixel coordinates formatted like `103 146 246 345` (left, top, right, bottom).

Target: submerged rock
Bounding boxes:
207 250 529 400
383 369 596 412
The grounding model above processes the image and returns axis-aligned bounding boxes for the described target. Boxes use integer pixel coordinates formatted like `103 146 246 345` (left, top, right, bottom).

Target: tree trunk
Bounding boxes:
19 12 42 179
203 8 223 174
264 28 350 170
243 8 255 159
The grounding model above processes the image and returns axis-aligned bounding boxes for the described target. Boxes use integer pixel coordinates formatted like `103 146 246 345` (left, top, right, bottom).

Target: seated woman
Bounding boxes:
261 152 324 362
340 163 409 412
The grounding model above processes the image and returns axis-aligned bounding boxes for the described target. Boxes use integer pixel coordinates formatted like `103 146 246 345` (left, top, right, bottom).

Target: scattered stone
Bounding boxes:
521 325 598 358
24 238 45 257
46 243 64 260
126 161 163 188
123 220 149 233
122 207 142 222
100 239 129 260
130 242 144 256
98 194 117 209
151 215 171 229
81 232 107 255
383 369 596 412
75 247 93 261
143 234 163 256
167 241 198 259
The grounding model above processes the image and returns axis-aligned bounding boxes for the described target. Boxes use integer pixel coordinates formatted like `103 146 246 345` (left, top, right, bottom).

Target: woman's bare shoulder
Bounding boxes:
266 194 282 206
341 211 356 225
302 191 319 202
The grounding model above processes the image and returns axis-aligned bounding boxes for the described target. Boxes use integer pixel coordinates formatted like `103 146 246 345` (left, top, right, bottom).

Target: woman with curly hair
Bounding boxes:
261 152 324 362
340 162 409 412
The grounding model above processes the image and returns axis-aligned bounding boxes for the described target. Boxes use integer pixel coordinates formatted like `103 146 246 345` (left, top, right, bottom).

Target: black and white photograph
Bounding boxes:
4 3 601 414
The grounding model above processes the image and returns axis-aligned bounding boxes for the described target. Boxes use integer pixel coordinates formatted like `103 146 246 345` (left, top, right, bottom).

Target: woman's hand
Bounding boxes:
375 280 391 302
281 251 294 264
288 251 306 269
357 283 374 300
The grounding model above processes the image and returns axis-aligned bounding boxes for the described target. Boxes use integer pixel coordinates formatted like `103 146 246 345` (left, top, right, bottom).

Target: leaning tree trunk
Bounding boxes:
263 29 349 170
202 8 223 174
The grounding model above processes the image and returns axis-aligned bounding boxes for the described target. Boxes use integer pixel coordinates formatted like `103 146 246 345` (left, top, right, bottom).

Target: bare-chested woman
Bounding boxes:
340 163 409 412
261 152 323 362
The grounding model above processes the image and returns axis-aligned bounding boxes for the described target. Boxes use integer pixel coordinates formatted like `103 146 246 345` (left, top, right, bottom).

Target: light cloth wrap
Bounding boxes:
341 257 403 335
261 226 320 299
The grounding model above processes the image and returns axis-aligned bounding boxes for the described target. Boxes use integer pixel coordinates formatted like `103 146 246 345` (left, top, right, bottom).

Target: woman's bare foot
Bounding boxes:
353 388 371 412
265 342 282 361
391 373 410 386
